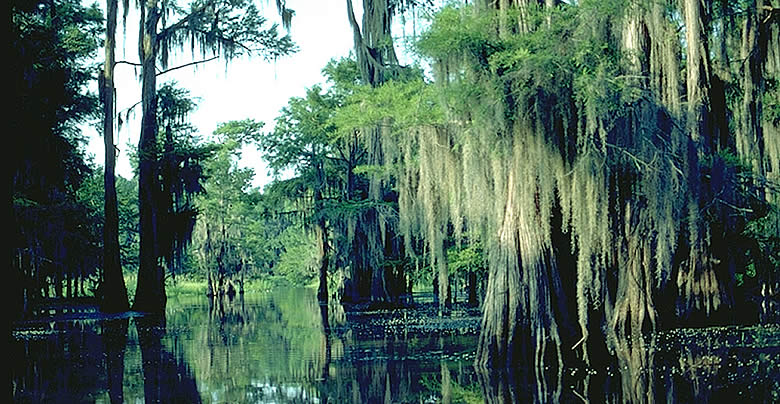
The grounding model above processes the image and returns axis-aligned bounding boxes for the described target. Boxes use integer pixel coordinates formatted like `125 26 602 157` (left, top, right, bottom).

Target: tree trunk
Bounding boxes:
55 262 63 298
101 0 129 313
315 158 330 303
133 0 166 313
136 316 165 403
475 172 524 369
407 275 414 303
468 271 478 307
438 256 450 311
678 0 731 321
432 272 439 304
738 0 766 179
440 361 452 404
240 257 245 294
683 0 718 151
344 1 405 305
207 268 214 297
316 217 329 303
7 0 24 323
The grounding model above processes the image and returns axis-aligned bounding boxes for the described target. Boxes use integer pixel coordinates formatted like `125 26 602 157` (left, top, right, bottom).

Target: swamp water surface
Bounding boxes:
12 287 780 403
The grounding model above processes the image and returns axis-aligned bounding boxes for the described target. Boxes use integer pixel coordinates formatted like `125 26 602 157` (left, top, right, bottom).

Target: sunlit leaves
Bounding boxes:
262 85 336 176
446 242 485 276
214 119 264 146
333 79 442 137
415 5 495 64
274 226 318 284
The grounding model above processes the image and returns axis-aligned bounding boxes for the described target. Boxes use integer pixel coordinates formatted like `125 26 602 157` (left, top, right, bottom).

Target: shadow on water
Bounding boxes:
11 287 780 403
11 315 200 403
102 318 128 404
136 315 201 404
12 318 108 403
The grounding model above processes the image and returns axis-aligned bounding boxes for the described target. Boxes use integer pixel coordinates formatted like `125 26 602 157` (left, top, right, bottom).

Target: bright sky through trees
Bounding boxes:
86 0 357 189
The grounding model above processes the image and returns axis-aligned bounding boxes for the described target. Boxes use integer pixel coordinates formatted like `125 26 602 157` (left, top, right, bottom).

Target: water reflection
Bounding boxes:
610 336 656 403
136 315 201 403
474 330 780 404
12 319 108 403
12 288 780 403
170 288 481 403
102 318 128 404
654 328 780 403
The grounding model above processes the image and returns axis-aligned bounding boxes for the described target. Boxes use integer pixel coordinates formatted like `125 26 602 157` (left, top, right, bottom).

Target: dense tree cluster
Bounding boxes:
363 0 780 369
10 1 779 386
9 0 294 316
11 0 104 318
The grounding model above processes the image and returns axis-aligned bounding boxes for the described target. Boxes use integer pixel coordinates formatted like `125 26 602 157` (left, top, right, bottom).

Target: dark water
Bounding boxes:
11 287 780 403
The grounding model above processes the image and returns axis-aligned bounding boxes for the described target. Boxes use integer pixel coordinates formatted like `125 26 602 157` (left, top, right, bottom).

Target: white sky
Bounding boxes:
86 0 361 189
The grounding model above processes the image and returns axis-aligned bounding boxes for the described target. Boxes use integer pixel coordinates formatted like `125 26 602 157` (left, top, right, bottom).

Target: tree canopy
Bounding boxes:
10 2 780 384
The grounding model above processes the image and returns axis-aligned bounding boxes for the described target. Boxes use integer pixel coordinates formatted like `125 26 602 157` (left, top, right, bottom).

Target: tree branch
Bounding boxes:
762 5 779 24
345 0 387 74
157 2 213 43
157 56 219 76
115 60 142 68
114 56 222 119
325 154 350 164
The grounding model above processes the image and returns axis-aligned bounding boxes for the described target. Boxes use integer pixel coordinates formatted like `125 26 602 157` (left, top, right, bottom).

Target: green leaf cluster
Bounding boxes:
415 5 496 65
446 242 485 276
334 78 443 135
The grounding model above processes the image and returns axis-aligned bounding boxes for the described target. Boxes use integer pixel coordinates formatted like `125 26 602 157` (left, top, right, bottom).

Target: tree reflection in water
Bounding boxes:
11 289 780 403
474 329 780 404
609 336 656 404
12 319 107 403
136 315 201 403
102 318 128 404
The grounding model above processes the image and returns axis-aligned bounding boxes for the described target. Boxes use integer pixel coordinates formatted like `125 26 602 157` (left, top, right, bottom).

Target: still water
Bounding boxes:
12 287 780 403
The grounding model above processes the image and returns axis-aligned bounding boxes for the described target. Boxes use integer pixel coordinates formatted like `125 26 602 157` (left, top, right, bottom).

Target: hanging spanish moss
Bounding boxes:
337 0 433 304
156 84 209 280
735 0 780 322
333 122 404 303
377 0 780 370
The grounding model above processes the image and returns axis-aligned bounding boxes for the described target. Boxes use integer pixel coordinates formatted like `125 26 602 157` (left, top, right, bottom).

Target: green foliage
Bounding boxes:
415 0 646 133
166 278 209 296
742 205 780 285
158 83 199 127
322 57 362 95
70 169 140 274
446 242 486 276
214 119 264 147
13 0 102 190
274 226 319 285
155 84 217 275
117 175 140 272
240 190 294 274
193 119 263 284
333 78 442 134
571 36 624 123
263 84 340 176
415 5 496 65
12 0 105 306
764 78 780 126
